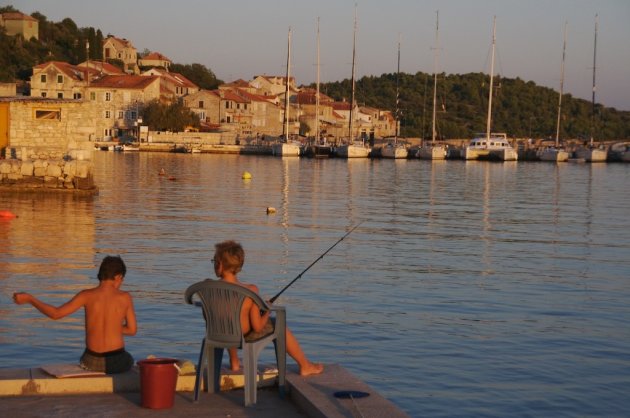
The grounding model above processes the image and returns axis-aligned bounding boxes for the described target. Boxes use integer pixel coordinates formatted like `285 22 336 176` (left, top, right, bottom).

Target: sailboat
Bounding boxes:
272 27 301 157
381 36 408 159
463 16 517 161
574 14 607 163
307 17 333 158
417 11 446 160
539 22 569 162
335 6 370 159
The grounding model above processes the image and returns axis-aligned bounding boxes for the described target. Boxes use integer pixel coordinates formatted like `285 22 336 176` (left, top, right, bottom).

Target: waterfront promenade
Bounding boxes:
0 364 409 418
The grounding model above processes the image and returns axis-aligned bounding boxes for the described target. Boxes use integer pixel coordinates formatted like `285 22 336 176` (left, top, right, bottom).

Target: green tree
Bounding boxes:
169 63 222 90
142 99 200 132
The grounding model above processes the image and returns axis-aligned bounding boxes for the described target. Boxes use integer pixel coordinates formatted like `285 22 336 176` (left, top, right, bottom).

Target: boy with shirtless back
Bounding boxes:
213 240 323 376
13 255 137 374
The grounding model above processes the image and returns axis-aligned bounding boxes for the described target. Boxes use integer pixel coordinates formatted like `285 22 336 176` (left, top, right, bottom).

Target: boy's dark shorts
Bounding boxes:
80 347 134 374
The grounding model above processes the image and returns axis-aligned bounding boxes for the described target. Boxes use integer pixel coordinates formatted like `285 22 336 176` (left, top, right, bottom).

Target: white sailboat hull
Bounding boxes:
381 145 408 159
272 142 301 157
336 143 370 158
538 148 569 162
575 147 607 162
416 145 446 160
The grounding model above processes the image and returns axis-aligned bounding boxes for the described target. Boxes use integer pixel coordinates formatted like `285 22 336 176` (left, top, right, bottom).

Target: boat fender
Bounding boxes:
0 210 17 219
242 171 252 180
266 207 276 214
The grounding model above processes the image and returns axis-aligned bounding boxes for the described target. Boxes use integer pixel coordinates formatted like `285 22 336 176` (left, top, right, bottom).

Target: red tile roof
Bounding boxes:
89 75 159 89
142 52 171 62
2 12 37 22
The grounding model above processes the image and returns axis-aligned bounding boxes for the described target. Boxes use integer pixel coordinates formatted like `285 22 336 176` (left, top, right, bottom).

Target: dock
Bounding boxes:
0 363 409 418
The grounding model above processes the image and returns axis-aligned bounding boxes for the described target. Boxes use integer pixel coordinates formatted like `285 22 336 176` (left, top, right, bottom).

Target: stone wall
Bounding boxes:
0 98 97 194
0 158 95 192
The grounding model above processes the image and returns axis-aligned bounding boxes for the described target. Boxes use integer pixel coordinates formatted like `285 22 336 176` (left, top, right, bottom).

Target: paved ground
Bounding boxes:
0 388 307 418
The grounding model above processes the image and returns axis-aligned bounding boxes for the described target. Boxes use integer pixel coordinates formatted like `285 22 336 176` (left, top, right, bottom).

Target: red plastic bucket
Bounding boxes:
137 358 179 409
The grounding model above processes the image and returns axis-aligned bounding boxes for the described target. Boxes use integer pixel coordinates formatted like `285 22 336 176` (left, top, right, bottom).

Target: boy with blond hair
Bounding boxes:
213 240 323 376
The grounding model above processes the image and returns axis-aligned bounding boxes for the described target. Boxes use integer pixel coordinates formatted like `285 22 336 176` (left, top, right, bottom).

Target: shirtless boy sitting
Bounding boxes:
13 255 137 374
213 240 323 376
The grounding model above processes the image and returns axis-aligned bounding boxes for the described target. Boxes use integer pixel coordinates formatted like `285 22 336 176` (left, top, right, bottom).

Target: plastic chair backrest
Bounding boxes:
185 279 269 347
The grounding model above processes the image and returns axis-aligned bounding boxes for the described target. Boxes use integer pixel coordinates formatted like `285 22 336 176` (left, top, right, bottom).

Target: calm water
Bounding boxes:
1 152 629 417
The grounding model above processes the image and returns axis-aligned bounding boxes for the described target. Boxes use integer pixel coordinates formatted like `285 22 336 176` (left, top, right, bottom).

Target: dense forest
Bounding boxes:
315 72 630 140
2 6 629 140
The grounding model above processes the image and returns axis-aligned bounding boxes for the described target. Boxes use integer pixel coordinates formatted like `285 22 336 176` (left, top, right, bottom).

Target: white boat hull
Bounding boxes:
381 145 408 159
272 142 301 157
464 134 518 161
574 147 607 162
336 144 370 158
538 148 569 162
416 145 446 160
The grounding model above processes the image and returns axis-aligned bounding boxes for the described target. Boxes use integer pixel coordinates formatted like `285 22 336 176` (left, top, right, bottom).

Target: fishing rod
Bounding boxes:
269 221 363 303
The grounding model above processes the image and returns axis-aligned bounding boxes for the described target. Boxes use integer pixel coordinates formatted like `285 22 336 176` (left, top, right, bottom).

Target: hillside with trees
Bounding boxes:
315 71 630 140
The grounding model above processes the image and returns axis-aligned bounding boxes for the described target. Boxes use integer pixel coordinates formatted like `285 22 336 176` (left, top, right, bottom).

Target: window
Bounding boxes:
73 93 82 99
57 92 63 99
90 92 96 100
131 111 137 120
118 111 124 119
198 101 204 108
57 75 63 83
40 74 46 83
105 110 111 118
35 109 61 120
105 92 112 101
199 111 206 121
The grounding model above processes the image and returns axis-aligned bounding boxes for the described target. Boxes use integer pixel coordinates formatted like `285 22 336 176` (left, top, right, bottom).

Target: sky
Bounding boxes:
8 0 630 110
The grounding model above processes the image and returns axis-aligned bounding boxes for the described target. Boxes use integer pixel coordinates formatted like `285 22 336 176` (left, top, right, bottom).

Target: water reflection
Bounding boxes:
2 153 629 417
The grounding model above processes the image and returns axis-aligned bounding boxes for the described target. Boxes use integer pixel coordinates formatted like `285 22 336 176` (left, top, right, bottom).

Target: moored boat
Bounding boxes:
417 11 446 161
463 17 517 162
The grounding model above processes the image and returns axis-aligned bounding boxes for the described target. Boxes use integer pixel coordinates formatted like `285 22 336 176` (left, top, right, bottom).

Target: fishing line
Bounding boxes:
269 221 363 303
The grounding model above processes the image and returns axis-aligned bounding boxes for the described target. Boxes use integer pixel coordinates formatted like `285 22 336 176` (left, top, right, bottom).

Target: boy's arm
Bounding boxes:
122 294 137 336
13 291 86 320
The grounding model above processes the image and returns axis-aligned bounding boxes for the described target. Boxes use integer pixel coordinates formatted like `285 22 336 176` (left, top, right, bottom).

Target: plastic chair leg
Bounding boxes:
193 338 206 402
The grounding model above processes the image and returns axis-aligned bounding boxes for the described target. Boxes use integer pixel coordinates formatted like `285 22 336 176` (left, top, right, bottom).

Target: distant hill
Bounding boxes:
313 72 630 140
2 5 629 141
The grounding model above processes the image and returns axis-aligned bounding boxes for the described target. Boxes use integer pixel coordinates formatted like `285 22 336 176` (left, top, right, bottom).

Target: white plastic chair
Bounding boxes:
185 279 286 406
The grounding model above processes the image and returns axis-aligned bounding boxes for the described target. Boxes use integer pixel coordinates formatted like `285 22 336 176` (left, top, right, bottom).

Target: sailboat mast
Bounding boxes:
315 17 320 143
283 27 292 141
555 22 567 148
431 10 439 145
395 35 400 144
348 6 357 143
486 16 496 142
590 14 598 148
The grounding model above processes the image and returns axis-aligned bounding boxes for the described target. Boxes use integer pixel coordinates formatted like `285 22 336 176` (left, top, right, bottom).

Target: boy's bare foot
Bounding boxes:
299 362 324 376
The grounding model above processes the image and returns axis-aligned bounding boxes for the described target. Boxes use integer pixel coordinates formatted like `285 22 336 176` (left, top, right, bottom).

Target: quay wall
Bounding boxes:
1 98 96 194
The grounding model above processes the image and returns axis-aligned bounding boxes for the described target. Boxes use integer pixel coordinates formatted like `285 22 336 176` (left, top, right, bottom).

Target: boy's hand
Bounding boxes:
13 292 30 305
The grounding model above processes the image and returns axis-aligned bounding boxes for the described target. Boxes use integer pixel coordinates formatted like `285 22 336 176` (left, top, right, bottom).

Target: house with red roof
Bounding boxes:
142 67 199 102
138 52 172 70
0 12 38 40
86 75 161 140
30 61 94 100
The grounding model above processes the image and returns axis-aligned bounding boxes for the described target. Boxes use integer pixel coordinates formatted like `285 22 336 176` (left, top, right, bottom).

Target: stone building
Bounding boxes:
30 61 93 100
141 68 198 102
102 36 139 74
0 97 96 192
138 52 172 70
86 75 161 140
0 12 38 40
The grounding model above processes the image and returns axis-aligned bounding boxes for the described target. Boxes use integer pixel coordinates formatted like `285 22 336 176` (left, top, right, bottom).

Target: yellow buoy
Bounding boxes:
242 171 252 179
266 207 276 214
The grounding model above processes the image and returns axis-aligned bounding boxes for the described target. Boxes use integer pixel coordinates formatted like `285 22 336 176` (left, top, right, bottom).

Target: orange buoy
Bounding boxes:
0 210 17 219
168 176 176 181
